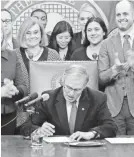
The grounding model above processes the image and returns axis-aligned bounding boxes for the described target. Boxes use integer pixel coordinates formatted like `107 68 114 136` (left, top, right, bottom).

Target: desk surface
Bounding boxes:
1 135 134 157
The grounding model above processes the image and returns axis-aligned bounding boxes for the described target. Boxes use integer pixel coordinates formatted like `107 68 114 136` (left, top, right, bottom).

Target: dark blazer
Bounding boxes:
1 49 28 114
73 31 82 49
64 42 76 60
21 87 117 138
98 33 134 117
12 38 20 49
71 46 91 61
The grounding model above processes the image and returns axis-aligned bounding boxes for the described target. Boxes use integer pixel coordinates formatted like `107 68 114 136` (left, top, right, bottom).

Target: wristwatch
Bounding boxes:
91 131 100 139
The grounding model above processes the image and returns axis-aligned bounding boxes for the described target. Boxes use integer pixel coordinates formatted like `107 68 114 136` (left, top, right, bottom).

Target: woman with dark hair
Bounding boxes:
71 17 108 61
49 20 76 60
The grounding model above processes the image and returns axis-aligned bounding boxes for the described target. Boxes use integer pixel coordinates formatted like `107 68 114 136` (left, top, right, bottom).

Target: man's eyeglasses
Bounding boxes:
64 84 83 93
2 19 12 24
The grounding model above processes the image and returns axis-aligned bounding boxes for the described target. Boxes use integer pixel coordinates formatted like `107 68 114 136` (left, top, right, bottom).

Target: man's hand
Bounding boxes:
111 64 123 78
69 131 96 141
37 122 55 137
1 78 19 98
121 62 130 71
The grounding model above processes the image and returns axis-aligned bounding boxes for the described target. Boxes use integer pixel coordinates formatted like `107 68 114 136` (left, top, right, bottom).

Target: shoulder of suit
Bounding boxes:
74 31 81 36
86 87 106 99
73 46 86 53
6 49 17 57
102 33 118 47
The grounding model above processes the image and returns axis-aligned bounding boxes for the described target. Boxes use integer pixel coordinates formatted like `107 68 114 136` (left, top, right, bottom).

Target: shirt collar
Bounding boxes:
6 36 13 50
66 95 81 108
119 24 134 41
25 48 43 61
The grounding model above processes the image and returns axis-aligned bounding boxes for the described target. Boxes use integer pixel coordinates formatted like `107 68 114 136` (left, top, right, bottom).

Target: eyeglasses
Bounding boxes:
2 19 12 24
64 84 83 93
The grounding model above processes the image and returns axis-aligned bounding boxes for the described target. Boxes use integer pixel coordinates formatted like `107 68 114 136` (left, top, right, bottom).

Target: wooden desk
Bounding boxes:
1 135 134 157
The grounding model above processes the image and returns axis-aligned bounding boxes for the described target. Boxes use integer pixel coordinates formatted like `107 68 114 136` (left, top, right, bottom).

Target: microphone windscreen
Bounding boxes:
42 94 50 101
30 92 38 100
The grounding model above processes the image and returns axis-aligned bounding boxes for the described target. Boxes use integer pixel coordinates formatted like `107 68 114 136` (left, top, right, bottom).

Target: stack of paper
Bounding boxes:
105 138 134 144
43 136 70 143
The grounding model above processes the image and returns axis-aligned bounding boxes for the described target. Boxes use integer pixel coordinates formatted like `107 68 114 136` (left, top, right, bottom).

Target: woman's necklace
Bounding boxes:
86 42 103 60
25 47 43 60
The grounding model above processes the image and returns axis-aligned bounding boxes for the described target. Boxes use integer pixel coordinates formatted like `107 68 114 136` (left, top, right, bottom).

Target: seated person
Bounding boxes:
20 64 117 141
1 22 28 135
49 20 76 60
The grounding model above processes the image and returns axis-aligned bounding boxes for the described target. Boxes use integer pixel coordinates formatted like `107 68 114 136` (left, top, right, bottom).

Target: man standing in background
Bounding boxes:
98 0 134 135
31 9 49 46
1 9 19 50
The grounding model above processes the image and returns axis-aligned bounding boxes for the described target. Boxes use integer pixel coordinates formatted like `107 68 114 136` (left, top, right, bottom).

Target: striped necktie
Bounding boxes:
69 101 77 134
123 35 131 61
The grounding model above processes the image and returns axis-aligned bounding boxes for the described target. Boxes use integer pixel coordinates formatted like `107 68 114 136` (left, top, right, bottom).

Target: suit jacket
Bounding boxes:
98 33 134 117
1 49 28 114
73 31 83 49
12 38 20 49
71 46 91 61
21 87 117 138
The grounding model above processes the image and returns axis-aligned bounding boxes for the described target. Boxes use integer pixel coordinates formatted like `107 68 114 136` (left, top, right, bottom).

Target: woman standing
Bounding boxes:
1 22 28 135
71 17 108 61
16 17 61 91
49 21 76 60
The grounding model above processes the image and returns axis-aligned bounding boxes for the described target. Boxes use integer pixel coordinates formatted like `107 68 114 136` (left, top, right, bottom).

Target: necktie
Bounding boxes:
69 101 77 134
123 35 131 61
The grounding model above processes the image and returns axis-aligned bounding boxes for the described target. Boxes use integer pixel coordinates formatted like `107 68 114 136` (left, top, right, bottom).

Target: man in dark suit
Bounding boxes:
98 0 134 135
21 64 116 141
1 9 19 49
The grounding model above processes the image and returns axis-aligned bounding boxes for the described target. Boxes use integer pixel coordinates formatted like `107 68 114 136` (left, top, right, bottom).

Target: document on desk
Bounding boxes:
105 138 134 144
43 136 70 143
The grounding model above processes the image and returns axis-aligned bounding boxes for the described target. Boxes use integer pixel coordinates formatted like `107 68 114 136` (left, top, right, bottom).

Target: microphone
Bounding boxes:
24 93 49 108
15 92 38 106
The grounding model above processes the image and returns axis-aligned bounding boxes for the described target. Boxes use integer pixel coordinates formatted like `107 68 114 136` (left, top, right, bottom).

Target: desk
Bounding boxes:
1 135 134 157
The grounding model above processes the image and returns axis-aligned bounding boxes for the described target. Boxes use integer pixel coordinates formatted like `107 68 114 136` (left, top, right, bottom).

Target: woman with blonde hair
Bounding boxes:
1 22 28 135
16 17 61 91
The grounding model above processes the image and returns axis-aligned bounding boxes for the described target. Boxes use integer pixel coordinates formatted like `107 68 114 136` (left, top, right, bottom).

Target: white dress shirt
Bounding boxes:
66 97 80 122
7 37 13 50
119 24 134 48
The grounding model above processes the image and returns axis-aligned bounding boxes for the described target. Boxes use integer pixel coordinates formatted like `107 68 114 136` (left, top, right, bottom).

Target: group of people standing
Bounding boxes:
1 0 134 139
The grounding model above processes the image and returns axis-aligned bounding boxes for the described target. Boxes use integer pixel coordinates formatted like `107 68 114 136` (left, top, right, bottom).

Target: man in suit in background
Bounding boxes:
73 3 97 49
21 64 117 141
1 9 19 50
31 9 49 46
98 0 134 135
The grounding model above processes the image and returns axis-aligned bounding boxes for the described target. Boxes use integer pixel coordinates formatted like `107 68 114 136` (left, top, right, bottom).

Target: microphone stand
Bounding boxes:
23 104 39 140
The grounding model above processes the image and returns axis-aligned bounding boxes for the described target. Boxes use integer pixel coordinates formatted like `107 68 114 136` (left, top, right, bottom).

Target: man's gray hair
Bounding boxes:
63 64 89 84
